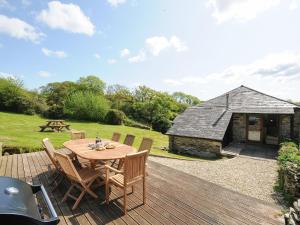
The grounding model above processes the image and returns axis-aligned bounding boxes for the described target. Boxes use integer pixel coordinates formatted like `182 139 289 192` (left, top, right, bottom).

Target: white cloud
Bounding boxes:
128 49 146 63
164 52 300 99
169 36 188 52
206 0 281 23
107 59 117 64
0 72 17 79
37 1 95 36
42 48 67 58
0 43 3 48
146 36 170 56
38 70 51 78
146 35 188 56
120 48 130 58
94 53 101 59
289 0 299 10
107 0 126 7
0 15 44 43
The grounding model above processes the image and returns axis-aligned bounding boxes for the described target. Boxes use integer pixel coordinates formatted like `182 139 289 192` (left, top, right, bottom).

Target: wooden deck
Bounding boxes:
0 151 283 225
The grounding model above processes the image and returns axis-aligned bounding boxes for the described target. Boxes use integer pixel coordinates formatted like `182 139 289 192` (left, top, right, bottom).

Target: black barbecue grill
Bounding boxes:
0 176 59 225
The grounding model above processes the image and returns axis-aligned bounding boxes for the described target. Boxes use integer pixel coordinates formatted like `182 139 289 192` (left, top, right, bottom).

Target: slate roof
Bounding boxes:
167 85 299 141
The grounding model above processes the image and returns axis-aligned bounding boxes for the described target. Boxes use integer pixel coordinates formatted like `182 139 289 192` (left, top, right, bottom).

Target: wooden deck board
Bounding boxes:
0 152 283 225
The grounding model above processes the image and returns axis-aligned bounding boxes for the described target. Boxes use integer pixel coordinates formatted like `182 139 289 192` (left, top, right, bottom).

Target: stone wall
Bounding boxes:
279 162 300 198
232 113 246 142
280 115 292 141
294 109 300 142
285 199 300 225
169 135 222 157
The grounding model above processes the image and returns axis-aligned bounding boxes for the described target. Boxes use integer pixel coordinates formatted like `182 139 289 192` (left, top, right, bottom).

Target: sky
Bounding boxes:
0 0 300 101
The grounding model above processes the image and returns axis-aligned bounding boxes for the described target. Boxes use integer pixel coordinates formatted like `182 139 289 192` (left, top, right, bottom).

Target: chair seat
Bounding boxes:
110 174 124 186
78 167 103 183
109 174 143 187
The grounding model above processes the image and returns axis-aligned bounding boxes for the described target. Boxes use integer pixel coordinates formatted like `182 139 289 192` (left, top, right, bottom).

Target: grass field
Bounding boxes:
0 111 199 159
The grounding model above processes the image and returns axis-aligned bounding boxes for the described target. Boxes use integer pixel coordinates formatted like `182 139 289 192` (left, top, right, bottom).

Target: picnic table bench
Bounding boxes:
39 120 70 132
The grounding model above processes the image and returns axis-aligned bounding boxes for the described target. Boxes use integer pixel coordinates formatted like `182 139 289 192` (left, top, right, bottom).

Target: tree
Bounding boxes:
172 92 201 106
0 77 39 114
77 75 106 95
64 91 110 121
134 85 157 102
106 84 133 110
40 81 78 118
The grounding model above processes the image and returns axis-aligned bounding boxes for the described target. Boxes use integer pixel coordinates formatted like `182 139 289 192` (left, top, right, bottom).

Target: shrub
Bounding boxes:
44 104 64 119
280 140 298 149
105 109 126 125
0 78 38 114
152 117 171 133
278 141 300 167
64 91 110 121
124 118 151 130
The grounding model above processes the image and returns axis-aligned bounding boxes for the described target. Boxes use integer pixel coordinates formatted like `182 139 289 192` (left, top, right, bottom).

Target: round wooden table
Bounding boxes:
63 138 136 161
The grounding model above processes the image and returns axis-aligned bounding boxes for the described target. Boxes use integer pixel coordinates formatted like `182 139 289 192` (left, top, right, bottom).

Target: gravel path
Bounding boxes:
149 155 279 204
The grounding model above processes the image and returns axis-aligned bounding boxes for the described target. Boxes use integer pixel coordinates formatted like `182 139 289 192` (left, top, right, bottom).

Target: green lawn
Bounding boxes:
0 111 198 160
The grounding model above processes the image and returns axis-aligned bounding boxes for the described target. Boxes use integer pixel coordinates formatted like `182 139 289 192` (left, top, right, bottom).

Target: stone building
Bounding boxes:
167 85 300 157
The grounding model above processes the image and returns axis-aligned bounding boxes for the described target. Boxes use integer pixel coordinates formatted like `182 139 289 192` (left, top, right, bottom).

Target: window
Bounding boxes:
248 116 258 125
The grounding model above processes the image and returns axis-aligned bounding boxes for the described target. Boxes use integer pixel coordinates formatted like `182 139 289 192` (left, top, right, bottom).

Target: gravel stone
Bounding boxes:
149 155 279 204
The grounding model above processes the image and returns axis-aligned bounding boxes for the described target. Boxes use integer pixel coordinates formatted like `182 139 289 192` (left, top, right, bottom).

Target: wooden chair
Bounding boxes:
117 137 153 170
138 137 153 176
54 152 104 210
138 137 153 152
112 134 136 169
123 134 135 146
42 138 86 181
42 138 66 190
42 138 59 168
111 132 121 142
71 130 86 140
110 132 121 167
105 150 149 214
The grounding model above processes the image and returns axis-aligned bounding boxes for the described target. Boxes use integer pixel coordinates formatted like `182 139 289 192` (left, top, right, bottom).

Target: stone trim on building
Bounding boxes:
279 115 292 141
169 135 222 157
294 109 300 142
232 113 246 142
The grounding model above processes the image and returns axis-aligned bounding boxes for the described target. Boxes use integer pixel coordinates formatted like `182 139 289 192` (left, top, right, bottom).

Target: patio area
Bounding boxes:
0 151 282 225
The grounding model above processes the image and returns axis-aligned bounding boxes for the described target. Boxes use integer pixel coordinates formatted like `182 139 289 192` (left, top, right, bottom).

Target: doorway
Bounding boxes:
263 114 279 145
247 115 262 142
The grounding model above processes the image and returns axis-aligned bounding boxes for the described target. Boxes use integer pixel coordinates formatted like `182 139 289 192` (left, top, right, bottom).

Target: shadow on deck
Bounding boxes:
0 151 283 225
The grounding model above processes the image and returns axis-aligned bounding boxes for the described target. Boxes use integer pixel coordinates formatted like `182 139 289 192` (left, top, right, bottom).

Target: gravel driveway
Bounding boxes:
149 155 279 204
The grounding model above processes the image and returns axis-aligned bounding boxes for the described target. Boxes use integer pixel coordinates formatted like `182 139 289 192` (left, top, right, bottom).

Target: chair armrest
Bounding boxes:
105 165 123 174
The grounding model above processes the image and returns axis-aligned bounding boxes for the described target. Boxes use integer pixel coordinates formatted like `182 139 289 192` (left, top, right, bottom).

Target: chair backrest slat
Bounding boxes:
123 134 135 146
54 152 81 182
138 137 153 152
124 150 148 183
111 132 121 142
71 130 86 140
42 138 56 158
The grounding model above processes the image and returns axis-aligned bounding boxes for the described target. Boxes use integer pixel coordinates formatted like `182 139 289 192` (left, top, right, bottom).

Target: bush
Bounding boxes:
278 141 300 167
124 118 151 130
152 117 171 133
105 109 126 125
44 104 64 119
0 78 38 114
280 140 298 149
64 91 110 121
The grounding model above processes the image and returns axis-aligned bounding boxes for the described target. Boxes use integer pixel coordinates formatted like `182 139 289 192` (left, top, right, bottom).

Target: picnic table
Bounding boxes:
39 120 70 132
